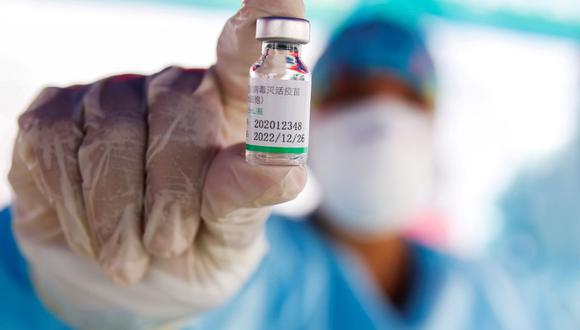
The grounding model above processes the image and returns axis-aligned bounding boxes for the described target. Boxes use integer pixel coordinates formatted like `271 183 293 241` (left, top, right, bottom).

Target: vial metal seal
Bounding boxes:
245 16 311 166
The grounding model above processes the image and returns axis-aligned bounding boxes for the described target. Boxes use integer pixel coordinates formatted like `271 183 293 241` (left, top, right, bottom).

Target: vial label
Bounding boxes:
246 77 311 154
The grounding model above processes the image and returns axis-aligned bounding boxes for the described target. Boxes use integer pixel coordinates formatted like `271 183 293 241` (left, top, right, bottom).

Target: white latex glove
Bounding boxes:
8 1 306 329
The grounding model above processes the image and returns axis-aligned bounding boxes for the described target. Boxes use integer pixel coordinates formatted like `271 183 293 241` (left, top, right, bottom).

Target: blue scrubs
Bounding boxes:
495 140 580 330
1 209 514 329
0 208 69 329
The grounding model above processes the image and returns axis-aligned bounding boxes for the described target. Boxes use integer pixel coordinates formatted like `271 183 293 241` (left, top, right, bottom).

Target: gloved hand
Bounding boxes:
8 0 306 328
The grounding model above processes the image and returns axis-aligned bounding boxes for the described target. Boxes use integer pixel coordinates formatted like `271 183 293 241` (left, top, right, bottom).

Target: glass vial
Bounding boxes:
245 16 311 166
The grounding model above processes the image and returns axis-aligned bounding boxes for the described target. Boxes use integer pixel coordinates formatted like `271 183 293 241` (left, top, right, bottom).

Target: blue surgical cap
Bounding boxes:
312 13 435 106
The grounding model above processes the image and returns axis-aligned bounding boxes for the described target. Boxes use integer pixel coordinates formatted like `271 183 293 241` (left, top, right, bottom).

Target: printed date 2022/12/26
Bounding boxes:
252 132 306 144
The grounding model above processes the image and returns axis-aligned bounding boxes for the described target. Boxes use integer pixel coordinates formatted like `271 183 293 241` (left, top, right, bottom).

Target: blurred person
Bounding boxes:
1 1 527 329
493 132 580 329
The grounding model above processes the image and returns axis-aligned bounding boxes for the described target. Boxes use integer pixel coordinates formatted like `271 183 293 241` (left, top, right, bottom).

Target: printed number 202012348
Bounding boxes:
254 119 303 131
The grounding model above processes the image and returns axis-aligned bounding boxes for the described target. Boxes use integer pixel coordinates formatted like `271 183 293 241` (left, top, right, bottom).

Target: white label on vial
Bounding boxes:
246 77 311 154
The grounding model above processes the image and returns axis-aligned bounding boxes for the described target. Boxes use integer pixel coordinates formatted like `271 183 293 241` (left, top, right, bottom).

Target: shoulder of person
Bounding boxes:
265 213 328 256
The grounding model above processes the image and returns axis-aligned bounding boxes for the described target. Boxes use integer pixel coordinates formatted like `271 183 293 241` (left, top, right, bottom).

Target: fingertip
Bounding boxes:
100 253 149 287
205 143 309 209
279 165 308 202
147 243 187 259
251 164 307 206
143 202 196 258
144 227 190 259
97 219 150 286
242 0 305 19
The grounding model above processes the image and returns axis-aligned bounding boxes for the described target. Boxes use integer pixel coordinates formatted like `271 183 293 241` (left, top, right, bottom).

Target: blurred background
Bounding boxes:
0 0 578 258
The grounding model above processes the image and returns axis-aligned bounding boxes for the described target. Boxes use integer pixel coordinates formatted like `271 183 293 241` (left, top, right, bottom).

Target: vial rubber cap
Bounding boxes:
256 16 310 44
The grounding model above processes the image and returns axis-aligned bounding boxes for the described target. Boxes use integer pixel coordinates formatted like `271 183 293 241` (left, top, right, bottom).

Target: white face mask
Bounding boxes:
310 98 435 238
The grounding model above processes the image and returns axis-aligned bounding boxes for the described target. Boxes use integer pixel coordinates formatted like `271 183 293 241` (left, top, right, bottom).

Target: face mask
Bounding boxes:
310 98 435 238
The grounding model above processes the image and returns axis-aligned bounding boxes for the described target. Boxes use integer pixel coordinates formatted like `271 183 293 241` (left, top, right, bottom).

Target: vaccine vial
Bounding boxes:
246 16 311 166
